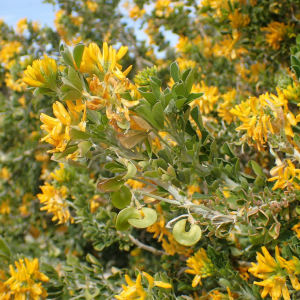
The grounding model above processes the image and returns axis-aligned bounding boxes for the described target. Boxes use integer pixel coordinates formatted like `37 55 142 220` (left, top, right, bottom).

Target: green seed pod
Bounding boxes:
172 219 202 246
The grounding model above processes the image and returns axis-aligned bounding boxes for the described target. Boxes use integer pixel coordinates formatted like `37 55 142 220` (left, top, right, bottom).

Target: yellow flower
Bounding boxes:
185 248 215 287
268 160 300 191
217 89 237 124
0 167 10 180
16 17 28 34
23 54 58 88
0 258 49 300
282 82 300 103
230 88 296 150
40 100 86 153
0 41 22 66
0 199 10 215
129 5 146 20
86 0 98 12
212 31 248 60
90 196 101 213
249 246 300 300
190 81 219 115
115 273 147 300
292 222 300 238
176 36 192 53
261 22 295 50
228 9 250 29
115 272 172 299
142 272 172 289
80 42 132 80
155 0 173 18
176 57 197 71
37 183 74 224
50 163 70 182
5 72 27 92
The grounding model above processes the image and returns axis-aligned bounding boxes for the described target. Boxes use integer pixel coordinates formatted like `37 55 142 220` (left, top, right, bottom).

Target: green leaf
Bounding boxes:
135 105 160 128
183 68 194 94
250 160 266 178
68 67 83 91
61 47 75 69
138 89 157 106
73 44 85 69
174 82 187 97
222 142 235 158
186 93 204 105
117 131 148 149
123 161 137 180
111 186 132 209
0 237 11 257
56 145 78 159
128 207 157 228
97 176 125 192
104 162 127 173
78 141 93 157
191 106 204 130
291 55 300 67
67 159 87 169
62 89 82 101
33 87 54 96
69 128 91 140
170 62 181 82
175 98 187 110
150 78 161 99
292 65 300 80
115 207 142 231
172 219 202 246
152 102 164 129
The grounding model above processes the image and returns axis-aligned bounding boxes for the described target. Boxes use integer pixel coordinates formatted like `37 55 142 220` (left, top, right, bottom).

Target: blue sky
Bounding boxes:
0 0 55 28
0 0 178 54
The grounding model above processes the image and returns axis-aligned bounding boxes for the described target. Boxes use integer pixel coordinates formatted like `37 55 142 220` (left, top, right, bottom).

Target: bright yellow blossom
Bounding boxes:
40 100 86 153
230 88 297 150
155 0 173 18
261 22 295 50
37 183 74 224
249 246 300 300
185 248 215 287
292 222 300 239
268 160 300 191
0 41 22 66
213 31 248 60
0 199 10 215
217 89 237 124
80 42 132 80
190 81 219 115
129 5 146 20
115 273 147 300
86 0 98 12
228 9 250 29
5 72 27 92
115 272 171 300
16 17 28 34
0 258 49 300
23 54 58 88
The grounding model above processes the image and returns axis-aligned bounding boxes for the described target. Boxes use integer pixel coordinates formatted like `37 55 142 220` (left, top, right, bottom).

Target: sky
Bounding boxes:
0 0 178 55
0 0 56 28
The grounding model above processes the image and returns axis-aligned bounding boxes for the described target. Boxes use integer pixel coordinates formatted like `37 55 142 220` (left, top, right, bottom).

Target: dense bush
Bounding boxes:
2 1 300 299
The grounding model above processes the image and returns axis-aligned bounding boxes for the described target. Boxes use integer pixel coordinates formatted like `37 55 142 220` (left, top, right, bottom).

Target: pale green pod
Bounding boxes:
172 219 202 246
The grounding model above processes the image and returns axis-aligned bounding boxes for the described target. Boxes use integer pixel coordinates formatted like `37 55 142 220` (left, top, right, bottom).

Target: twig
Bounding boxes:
128 234 168 256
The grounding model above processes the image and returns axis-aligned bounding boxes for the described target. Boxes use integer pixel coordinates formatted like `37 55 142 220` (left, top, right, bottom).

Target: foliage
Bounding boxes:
2 1 300 299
